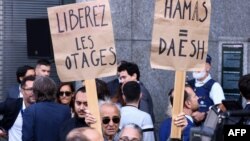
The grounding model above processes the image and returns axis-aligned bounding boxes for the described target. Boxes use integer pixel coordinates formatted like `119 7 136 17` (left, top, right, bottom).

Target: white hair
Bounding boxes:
98 97 121 114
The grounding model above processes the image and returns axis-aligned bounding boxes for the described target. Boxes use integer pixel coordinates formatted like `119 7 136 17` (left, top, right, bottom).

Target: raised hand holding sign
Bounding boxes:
48 0 116 135
151 0 211 139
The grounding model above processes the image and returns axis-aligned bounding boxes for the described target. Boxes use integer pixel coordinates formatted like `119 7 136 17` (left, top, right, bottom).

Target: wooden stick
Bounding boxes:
85 79 103 136
170 70 186 139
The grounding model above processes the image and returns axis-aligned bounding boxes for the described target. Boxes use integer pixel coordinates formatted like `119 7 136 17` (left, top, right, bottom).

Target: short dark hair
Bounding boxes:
73 86 87 100
206 54 212 64
118 62 140 81
36 59 51 67
238 74 250 100
16 65 34 83
75 86 86 94
33 76 57 102
20 75 36 88
169 84 193 106
122 81 141 103
73 86 86 100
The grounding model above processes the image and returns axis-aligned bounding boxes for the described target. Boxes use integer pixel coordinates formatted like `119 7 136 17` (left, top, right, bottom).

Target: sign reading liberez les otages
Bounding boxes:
48 0 117 82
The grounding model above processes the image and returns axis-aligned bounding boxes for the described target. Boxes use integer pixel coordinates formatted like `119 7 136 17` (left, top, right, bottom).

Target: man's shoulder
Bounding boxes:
0 98 22 112
139 82 152 97
121 106 150 117
204 79 218 90
139 82 148 91
51 103 71 115
2 98 22 106
121 106 136 112
3 97 20 102
27 102 70 112
137 109 153 123
61 117 76 127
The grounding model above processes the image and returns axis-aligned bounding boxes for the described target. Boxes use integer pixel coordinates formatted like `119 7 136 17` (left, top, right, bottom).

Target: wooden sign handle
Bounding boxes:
170 70 186 139
85 79 103 136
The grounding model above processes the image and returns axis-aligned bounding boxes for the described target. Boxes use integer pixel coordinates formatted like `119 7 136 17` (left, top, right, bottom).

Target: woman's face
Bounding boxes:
59 85 73 105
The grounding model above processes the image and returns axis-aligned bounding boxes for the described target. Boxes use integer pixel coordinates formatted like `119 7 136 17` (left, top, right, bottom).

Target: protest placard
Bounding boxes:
151 0 211 139
48 0 116 82
48 0 116 135
151 0 211 71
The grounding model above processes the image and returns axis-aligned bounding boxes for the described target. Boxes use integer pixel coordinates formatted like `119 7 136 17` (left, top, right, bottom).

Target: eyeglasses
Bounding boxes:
22 88 33 93
102 116 120 124
59 91 72 97
119 136 140 141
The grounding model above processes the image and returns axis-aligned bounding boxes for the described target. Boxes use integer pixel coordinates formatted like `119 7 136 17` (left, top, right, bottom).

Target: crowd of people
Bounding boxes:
0 54 249 141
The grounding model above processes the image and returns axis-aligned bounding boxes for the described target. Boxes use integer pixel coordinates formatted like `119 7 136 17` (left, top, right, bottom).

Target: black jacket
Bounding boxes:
0 98 23 131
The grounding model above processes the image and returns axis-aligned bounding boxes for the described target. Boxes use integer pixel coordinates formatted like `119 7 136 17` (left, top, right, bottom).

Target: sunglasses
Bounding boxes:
59 91 72 97
102 116 120 124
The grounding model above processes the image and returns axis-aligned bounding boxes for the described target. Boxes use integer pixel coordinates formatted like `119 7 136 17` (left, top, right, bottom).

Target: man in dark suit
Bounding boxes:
0 76 36 140
6 65 35 99
159 85 199 141
107 60 127 98
116 61 155 123
22 76 71 141
0 98 22 139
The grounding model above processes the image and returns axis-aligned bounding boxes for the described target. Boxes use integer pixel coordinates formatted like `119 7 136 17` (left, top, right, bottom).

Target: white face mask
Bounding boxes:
192 71 206 80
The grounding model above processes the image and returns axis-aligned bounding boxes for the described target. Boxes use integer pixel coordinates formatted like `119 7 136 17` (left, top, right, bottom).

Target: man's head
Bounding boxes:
35 59 51 77
99 100 120 139
118 62 140 84
66 127 104 141
122 81 141 104
192 54 212 81
238 74 250 100
169 85 199 113
73 86 88 118
33 76 57 102
16 65 35 84
20 75 36 106
119 123 143 141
